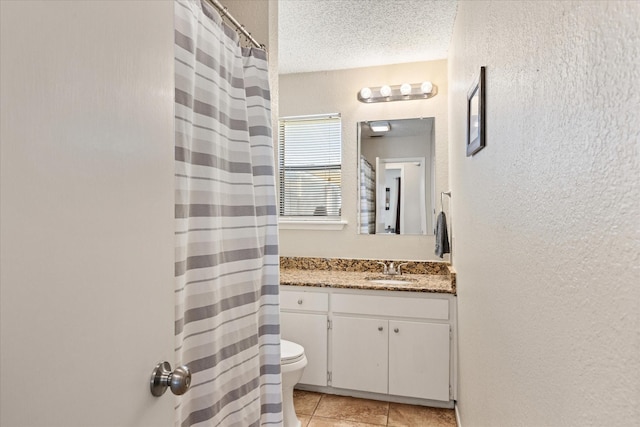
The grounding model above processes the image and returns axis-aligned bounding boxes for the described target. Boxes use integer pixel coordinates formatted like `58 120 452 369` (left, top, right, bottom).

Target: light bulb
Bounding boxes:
359 87 372 99
421 81 433 94
400 83 412 96
380 85 392 97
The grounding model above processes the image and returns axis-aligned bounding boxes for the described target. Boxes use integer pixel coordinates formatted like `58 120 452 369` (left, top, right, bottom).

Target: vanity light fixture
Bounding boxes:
357 81 437 103
379 85 392 97
359 87 372 100
369 121 391 132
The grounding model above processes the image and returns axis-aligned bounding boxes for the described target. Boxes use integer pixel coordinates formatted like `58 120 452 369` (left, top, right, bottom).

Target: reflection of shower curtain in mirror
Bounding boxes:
359 156 376 233
174 1 282 425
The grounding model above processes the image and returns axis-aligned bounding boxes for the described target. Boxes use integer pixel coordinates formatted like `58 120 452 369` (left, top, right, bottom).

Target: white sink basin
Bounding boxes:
368 279 411 285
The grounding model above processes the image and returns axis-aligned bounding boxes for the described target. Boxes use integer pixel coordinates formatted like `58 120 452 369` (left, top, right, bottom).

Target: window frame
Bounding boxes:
277 113 347 230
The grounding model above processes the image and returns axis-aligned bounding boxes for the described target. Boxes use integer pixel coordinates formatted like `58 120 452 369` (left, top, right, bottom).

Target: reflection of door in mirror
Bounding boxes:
381 166 401 234
375 160 426 234
358 118 435 235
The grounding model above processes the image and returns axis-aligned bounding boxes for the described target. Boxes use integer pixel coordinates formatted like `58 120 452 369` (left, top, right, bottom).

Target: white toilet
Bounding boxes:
280 339 307 427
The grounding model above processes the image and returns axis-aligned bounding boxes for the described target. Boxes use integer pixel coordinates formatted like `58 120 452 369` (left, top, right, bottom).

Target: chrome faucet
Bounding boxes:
387 262 398 275
376 262 410 276
376 262 389 275
396 262 409 275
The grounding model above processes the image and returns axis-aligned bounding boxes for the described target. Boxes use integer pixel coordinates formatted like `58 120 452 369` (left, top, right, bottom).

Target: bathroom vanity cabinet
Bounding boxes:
280 285 456 406
331 293 451 401
280 289 329 386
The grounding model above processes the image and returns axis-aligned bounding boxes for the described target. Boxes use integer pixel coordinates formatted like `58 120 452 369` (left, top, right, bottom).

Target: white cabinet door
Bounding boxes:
331 316 388 394
389 320 450 401
281 311 328 386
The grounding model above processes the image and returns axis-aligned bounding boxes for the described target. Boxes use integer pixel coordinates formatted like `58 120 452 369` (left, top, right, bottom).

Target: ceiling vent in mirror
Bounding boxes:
369 121 391 133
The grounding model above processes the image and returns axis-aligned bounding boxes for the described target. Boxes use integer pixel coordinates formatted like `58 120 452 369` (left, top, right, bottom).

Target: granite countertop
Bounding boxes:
279 257 456 294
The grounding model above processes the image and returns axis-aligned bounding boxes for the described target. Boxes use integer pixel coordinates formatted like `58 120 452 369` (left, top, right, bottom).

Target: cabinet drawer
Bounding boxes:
332 293 449 320
280 289 329 312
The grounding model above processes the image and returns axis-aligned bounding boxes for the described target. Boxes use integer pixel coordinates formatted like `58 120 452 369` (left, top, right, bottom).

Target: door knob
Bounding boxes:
394 328 399 333
150 361 191 397
378 326 383 331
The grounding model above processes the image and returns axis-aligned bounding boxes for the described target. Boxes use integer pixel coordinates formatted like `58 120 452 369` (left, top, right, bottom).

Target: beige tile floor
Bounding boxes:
294 390 457 427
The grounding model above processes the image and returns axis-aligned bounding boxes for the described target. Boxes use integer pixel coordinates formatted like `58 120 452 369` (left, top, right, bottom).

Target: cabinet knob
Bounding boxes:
297 299 303 305
378 326 383 331
394 328 399 333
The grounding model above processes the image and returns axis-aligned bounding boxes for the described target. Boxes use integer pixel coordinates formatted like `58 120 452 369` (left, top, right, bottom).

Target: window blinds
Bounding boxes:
278 114 342 217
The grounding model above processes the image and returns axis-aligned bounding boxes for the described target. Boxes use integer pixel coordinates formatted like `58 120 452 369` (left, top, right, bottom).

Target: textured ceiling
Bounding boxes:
278 0 458 74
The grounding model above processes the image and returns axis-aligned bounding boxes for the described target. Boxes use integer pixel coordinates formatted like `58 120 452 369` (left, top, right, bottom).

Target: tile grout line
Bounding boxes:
312 393 323 418
296 391 457 427
386 400 390 427
309 392 323 425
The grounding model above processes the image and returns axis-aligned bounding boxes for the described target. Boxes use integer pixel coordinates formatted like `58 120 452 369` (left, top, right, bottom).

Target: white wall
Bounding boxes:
361 129 432 168
225 0 278 138
449 1 640 426
279 60 449 260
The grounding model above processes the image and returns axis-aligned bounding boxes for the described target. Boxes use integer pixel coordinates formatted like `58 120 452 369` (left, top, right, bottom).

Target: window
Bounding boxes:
278 114 342 220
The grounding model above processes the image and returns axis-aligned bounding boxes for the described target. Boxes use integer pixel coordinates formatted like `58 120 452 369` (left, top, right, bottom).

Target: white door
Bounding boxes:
280 312 328 386
0 2 176 426
388 320 450 401
331 316 388 394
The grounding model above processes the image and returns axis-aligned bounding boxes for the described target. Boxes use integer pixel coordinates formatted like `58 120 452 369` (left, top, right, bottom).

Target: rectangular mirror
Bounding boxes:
358 117 435 235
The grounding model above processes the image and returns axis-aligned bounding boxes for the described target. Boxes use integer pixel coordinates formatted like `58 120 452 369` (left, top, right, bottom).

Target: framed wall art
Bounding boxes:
466 66 486 156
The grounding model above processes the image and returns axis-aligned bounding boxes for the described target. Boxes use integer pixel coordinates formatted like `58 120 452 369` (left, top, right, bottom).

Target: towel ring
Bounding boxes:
440 191 451 211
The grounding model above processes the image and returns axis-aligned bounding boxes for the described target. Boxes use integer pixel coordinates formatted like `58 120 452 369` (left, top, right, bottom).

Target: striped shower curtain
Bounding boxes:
174 1 281 426
359 156 376 234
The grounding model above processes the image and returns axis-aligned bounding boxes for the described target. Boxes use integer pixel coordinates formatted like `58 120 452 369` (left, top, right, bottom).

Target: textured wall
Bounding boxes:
224 0 269 47
225 0 278 154
449 1 639 425
279 60 449 261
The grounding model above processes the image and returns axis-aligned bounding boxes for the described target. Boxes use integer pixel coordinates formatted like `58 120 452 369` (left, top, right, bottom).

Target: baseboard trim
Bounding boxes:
294 384 454 409
455 401 462 427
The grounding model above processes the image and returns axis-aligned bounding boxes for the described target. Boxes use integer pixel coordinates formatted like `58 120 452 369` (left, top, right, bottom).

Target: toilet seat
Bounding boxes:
281 339 305 364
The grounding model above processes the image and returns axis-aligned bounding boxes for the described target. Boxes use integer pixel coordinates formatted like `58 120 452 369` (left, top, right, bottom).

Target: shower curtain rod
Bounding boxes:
206 0 266 50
